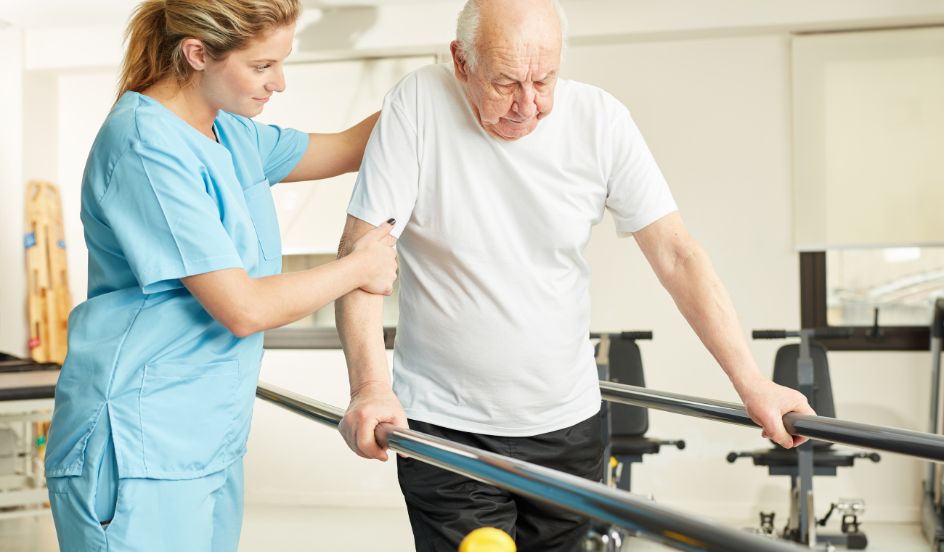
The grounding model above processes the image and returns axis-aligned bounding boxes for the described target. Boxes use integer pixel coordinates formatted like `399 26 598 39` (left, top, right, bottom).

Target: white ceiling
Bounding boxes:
0 0 430 29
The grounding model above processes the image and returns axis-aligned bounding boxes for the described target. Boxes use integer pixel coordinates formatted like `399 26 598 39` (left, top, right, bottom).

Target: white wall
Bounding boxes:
55 72 120 305
2 0 942 528
259 56 437 255
0 26 25 356
248 350 405 507
571 35 928 523
575 33 800 521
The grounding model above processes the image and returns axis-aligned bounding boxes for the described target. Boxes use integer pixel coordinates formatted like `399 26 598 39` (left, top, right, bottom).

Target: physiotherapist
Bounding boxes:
43 1 397 550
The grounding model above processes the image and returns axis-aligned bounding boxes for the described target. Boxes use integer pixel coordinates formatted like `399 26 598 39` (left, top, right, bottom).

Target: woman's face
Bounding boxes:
201 23 295 117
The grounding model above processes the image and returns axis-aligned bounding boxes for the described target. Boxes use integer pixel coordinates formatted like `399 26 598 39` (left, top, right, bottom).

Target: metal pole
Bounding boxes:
256 383 801 552
929 335 942 485
928 299 944 493
600 381 944 463
796 329 815 546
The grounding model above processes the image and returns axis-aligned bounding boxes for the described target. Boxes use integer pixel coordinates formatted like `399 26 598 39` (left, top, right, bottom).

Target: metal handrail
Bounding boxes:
256 382 801 552
600 381 944 463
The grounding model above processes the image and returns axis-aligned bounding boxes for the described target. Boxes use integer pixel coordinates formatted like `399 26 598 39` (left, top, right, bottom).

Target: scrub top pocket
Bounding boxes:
138 360 239 476
243 179 281 262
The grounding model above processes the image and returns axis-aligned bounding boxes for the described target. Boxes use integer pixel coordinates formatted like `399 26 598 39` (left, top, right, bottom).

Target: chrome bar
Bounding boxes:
256 382 800 552
256 384 344 425
927 298 944 487
600 381 944 463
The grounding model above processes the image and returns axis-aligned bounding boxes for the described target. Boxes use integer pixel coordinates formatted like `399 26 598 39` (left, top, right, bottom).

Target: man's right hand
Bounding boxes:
339 382 407 461
349 220 398 296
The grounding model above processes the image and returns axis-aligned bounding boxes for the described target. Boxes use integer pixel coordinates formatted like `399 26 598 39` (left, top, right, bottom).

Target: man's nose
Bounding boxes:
511 84 537 119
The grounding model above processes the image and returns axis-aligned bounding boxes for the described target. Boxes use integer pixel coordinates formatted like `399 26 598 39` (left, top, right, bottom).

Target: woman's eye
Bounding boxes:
255 64 272 73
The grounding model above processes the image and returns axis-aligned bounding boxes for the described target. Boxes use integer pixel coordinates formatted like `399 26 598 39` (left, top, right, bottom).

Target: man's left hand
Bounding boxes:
738 379 816 449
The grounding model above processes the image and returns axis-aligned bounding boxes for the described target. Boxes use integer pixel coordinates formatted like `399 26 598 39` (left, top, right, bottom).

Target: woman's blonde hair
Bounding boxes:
117 0 301 98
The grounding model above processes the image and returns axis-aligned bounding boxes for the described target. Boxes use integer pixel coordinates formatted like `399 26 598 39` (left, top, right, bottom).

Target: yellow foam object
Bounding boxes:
458 527 516 552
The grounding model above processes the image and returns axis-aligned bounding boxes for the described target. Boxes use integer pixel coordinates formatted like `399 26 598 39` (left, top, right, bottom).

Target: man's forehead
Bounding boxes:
479 43 561 75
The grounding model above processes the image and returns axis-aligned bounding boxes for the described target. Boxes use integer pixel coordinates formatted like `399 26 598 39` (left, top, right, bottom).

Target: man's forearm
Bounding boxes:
336 288 391 393
637 217 811 442
336 216 393 394
661 245 764 393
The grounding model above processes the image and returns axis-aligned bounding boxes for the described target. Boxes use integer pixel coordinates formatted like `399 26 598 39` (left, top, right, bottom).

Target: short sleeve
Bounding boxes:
347 87 419 239
101 142 244 294
251 119 309 184
605 107 678 237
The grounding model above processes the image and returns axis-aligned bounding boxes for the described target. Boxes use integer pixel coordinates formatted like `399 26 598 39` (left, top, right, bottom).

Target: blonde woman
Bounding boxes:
43 1 395 549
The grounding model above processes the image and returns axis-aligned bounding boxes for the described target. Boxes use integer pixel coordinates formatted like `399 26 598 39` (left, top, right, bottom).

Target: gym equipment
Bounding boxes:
459 527 516 552
257 383 802 552
726 329 879 549
260 370 944 551
594 332 685 493
24 180 71 364
922 298 944 551
0 352 59 401
0 352 58 519
587 332 685 551
600 379 944 462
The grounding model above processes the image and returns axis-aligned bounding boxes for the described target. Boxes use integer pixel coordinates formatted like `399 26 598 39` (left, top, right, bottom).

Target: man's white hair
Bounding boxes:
455 0 568 70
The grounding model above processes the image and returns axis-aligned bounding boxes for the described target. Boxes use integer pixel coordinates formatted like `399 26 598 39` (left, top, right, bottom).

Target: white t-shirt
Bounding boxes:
348 63 677 436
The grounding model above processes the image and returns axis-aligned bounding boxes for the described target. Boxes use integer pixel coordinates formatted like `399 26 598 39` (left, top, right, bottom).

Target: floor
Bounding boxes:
0 505 933 551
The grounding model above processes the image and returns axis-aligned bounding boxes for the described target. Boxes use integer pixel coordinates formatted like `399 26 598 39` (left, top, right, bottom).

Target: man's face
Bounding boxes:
454 39 561 141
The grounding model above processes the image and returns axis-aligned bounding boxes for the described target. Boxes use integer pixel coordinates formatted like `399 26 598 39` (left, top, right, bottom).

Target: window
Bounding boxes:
793 28 944 350
800 251 936 350
827 247 944 327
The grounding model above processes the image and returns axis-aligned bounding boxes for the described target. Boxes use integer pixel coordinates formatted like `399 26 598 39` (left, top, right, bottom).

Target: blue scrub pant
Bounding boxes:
47 411 244 552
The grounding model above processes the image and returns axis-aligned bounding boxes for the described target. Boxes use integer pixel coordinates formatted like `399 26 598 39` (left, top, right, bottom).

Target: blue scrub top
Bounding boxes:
45 92 309 480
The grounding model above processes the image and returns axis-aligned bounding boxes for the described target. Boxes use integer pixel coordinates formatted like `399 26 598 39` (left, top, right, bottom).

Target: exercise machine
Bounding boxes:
922 298 944 551
0 352 58 519
587 331 685 551
727 328 879 549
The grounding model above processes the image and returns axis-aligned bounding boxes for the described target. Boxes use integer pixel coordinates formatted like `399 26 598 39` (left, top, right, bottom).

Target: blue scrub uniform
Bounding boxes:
44 91 308 551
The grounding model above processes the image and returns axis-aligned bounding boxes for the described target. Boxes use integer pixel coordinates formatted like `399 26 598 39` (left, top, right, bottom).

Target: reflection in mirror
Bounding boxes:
827 247 944 326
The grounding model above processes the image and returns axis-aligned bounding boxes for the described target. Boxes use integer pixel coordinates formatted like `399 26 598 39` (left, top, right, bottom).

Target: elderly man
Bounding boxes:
335 0 814 550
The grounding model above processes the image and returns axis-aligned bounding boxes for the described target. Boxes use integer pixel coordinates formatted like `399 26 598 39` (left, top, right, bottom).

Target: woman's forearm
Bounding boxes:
183 254 369 337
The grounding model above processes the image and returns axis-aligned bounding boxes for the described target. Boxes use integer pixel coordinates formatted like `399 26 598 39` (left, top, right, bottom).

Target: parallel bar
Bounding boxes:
600 381 944 463
256 382 800 552
256 384 343 426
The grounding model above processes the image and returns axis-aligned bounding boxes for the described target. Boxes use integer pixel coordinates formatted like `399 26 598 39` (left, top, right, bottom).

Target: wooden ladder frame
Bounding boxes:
25 180 71 364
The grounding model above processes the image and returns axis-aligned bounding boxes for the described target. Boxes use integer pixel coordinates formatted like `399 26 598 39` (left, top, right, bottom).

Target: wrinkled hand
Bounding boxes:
339 382 407 461
738 379 816 449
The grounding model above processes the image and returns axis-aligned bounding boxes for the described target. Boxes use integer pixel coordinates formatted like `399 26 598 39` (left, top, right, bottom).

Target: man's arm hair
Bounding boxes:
633 211 764 394
336 215 394 394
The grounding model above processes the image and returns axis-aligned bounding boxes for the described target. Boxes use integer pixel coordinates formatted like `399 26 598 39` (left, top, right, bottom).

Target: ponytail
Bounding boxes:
117 1 172 99
116 0 301 100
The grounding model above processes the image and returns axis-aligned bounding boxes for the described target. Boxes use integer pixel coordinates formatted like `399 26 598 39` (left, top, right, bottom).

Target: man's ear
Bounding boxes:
450 41 469 83
180 38 208 71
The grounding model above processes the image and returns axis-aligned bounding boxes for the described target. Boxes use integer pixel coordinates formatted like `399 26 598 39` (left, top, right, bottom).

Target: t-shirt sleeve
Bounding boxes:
604 106 678 237
100 142 245 294
347 86 419 239
251 119 310 185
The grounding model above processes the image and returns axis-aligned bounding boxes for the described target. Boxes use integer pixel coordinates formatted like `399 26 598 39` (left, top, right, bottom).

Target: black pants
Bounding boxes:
397 410 604 552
